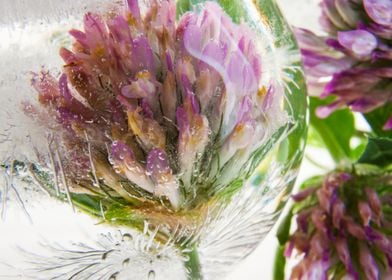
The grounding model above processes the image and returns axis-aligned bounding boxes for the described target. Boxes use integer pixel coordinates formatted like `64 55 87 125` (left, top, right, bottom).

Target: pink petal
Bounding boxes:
110 140 154 193
126 0 141 23
332 198 345 228
311 208 328 234
337 30 378 57
176 95 210 187
364 0 392 26
359 243 379 280
146 148 180 208
335 237 354 272
132 37 156 73
146 148 172 180
365 187 382 224
358 201 372 226
127 108 166 151
345 218 366 240
160 72 177 122
383 116 392 130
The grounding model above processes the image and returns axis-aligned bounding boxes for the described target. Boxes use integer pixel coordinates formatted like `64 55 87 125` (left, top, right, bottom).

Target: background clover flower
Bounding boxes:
285 171 392 280
294 0 392 129
27 0 287 213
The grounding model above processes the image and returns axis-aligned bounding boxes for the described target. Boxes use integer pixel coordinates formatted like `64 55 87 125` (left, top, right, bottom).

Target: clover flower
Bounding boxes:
27 0 287 214
294 0 392 129
285 171 392 280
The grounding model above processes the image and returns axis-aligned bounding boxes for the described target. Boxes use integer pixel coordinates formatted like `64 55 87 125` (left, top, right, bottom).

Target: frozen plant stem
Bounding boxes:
183 244 203 280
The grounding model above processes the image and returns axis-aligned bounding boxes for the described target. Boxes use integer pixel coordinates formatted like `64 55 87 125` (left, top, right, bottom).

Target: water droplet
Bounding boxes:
122 233 133 241
148 270 155 280
109 272 119 280
122 258 130 267
102 249 114 260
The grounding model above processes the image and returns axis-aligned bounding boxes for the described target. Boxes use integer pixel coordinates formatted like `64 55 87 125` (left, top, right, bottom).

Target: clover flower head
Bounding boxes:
295 0 392 129
28 0 288 212
286 171 392 280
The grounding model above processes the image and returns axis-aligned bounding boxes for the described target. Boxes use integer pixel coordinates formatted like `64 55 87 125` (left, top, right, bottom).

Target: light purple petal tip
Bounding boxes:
358 201 372 226
345 218 366 239
296 210 311 232
311 208 328 233
335 238 354 272
111 140 134 162
84 12 106 40
364 0 392 26
383 116 392 130
127 0 141 22
316 104 337 118
188 92 200 114
294 28 329 52
337 30 378 57
359 243 379 280
141 99 154 119
321 0 349 30
166 52 174 72
146 148 171 178
202 41 228 67
69 29 88 47
339 173 352 182
365 187 382 220
57 107 79 124
284 241 294 258
59 74 73 102
332 199 345 228
176 107 188 132
132 37 156 73
292 187 318 202
108 16 132 43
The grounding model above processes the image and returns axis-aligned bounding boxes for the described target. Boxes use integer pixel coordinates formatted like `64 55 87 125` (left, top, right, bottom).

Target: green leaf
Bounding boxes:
358 137 392 167
273 245 286 280
350 139 367 162
276 209 293 245
364 103 392 138
307 125 326 148
176 0 198 18
71 193 102 216
215 0 244 22
309 97 355 163
298 175 324 191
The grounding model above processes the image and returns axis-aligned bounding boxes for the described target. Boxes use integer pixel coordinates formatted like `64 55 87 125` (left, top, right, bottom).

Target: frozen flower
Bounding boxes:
27 0 287 215
286 171 392 280
294 0 392 129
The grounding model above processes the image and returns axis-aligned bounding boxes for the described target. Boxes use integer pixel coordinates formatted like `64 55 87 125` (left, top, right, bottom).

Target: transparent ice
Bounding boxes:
0 0 307 279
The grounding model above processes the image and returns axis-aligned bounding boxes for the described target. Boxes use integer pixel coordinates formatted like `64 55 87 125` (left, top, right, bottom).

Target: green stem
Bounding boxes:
184 244 203 280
